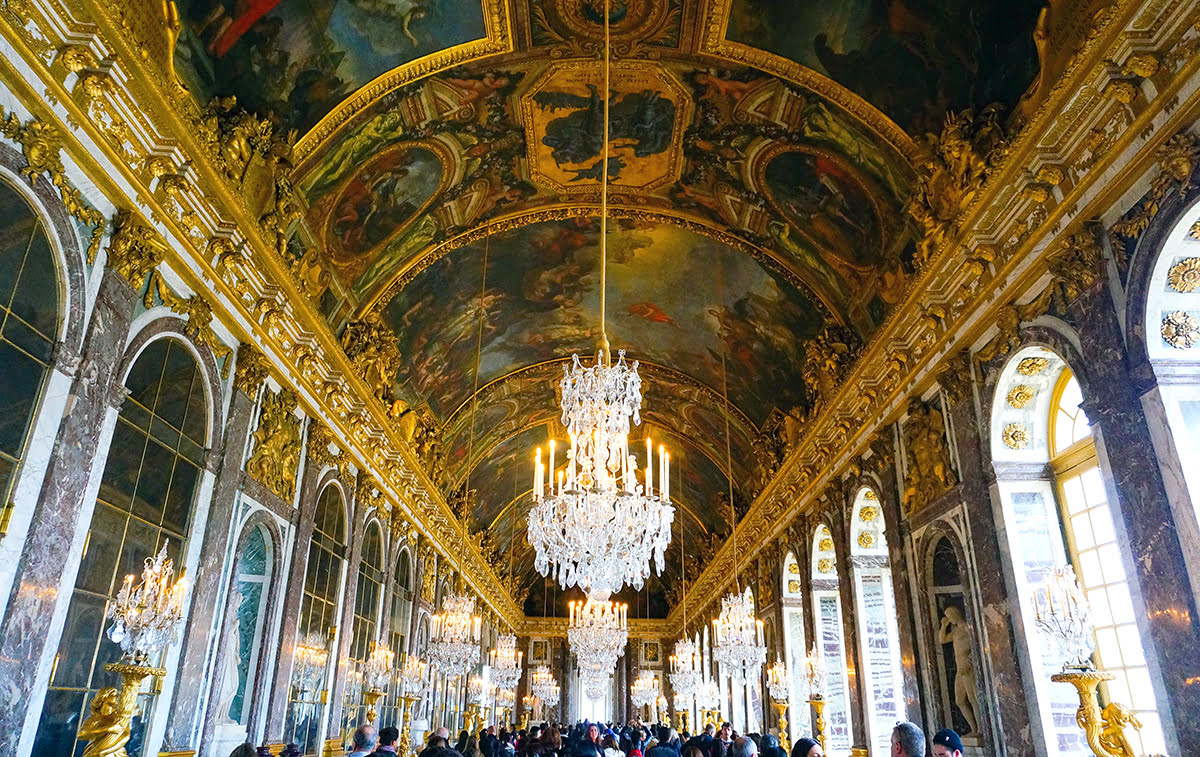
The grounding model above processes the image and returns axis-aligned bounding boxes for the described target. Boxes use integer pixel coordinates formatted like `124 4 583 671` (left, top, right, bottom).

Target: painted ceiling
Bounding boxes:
170 0 1044 614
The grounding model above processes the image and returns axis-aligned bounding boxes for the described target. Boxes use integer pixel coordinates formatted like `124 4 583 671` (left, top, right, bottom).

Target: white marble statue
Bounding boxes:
938 605 980 735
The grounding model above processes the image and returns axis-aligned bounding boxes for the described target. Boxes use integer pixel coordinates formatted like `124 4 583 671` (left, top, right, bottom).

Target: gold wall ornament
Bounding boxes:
787 561 800 575
0 107 106 261
802 324 859 414
1162 311 1200 349
143 271 234 371
233 343 269 396
341 313 403 403
858 505 878 523
901 399 958 514
863 489 878 501
1002 423 1031 450
1017 357 1050 375
818 537 834 552
816 558 833 574
1047 228 1104 303
1167 257 1200 292
1111 131 1200 242
246 388 302 501
856 531 877 549
1103 80 1138 104
1007 384 1035 409
78 662 167 757
305 420 340 471
787 580 800 593
1051 669 1142 757
1122 53 1160 79
106 210 163 288
936 350 973 403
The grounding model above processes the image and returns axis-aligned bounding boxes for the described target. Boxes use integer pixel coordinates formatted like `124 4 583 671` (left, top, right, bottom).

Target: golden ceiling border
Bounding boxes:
696 0 916 157
293 0 514 163
362 203 840 325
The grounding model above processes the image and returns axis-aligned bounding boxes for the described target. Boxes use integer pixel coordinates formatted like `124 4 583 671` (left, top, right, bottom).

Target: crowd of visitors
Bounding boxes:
227 716 967 757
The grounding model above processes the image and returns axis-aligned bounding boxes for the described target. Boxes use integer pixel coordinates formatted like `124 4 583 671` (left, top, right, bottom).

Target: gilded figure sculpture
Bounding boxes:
342 313 403 403
78 688 129 757
901 400 957 513
246 388 303 501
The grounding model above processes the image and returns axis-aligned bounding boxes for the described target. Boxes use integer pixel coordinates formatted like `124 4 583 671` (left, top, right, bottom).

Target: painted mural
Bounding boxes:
380 216 823 425
725 0 1044 135
173 0 488 132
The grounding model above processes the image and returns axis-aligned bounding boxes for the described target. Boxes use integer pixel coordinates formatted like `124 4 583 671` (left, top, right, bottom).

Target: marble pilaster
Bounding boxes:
1070 285 1200 755
0 268 138 755
828 498 869 752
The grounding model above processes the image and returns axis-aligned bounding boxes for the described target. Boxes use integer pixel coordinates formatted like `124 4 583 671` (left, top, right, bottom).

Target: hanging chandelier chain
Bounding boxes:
599 0 610 357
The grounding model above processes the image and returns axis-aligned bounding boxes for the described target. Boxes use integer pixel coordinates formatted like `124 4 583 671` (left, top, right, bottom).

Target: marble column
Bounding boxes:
0 268 138 755
1070 285 1200 755
828 497 869 752
327 489 365 738
166 369 261 751
263 445 322 741
945 377 1034 754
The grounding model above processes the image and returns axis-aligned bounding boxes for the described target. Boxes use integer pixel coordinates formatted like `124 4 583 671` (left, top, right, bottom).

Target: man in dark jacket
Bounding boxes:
646 727 679 757
683 723 715 755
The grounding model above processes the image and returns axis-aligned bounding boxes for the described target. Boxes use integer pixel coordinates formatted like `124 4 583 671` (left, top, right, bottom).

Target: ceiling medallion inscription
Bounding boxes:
1017 357 1049 375
1002 422 1030 449
520 60 691 194
1167 257 1200 292
1162 311 1200 349
1006 384 1034 409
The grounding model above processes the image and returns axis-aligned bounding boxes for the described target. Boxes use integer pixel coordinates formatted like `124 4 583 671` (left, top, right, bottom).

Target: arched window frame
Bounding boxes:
810 522 851 754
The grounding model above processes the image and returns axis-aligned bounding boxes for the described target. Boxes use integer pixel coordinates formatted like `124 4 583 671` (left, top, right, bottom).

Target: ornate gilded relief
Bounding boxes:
818 537 834 552
787 580 800 593
857 531 877 549
1162 311 1200 349
816 558 833 574
1006 384 1034 409
246 388 303 501
530 0 682 57
1167 257 1200 293
1017 357 1049 375
1002 422 1031 450
902 399 957 514
858 505 878 523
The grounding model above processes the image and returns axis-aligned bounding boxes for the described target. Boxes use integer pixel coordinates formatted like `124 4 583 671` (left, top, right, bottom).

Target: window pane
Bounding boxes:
75 504 125 596
1062 476 1086 515
1081 467 1106 506
51 593 105 687
1071 512 1094 550
1116 624 1146 666
0 339 49 456
1077 550 1103 587
11 227 58 338
1107 586 1136 625
1087 588 1112 627
1098 543 1124 585
1095 627 1122 668
1089 508 1115 547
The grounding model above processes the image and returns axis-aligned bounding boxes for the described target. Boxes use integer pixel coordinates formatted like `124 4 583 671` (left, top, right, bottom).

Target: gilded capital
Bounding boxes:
106 210 163 289
233 343 269 396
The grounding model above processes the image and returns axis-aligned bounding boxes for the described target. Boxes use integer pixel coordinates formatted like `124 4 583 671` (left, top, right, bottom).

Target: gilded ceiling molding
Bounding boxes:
363 204 839 324
667 0 1200 626
696 0 916 157
292 0 514 162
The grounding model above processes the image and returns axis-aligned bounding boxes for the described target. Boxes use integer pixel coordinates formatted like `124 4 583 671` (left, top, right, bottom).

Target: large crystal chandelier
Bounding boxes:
107 542 188 664
669 637 702 699
630 669 660 710
568 598 628 699
525 0 674 604
712 586 766 683
427 591 481 678
697 677 721 712
489 633 524 691
531 664 560 706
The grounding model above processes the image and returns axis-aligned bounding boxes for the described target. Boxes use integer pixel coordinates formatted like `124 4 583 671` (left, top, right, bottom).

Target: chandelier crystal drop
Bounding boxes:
712 586 766 683
697 677 721 712
529 353 675 601
568 597 628 690
531 664 561 705
489 633 524 691
427 591 482 678
669 637 702 699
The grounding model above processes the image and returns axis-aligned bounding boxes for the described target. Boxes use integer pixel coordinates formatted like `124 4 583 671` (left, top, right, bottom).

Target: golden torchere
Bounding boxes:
364 688 384 724
79 662 165 757
1052 670 1142 757
701 709 719 728
771 701 788 746
465 704 481 733
808 696 826 751
677 709 689 734
397 694 419 755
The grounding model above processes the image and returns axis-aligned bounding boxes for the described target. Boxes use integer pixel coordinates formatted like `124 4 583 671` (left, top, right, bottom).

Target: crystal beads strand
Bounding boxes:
712 586 766 683
489 632 524 691
427 591 482 678
529 352 674 601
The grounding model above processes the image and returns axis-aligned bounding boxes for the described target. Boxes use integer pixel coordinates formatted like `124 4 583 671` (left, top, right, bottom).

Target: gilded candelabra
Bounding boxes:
79 544 187 757
802 647 828 750
397 654 426 756
1036 567 1142 757
767 658 790 745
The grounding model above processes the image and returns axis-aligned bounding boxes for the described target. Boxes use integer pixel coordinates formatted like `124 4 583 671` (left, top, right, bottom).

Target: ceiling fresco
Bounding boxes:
722 0 1045 136
176 0 1043 608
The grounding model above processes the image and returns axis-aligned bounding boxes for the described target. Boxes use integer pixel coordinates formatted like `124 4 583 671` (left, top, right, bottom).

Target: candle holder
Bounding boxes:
802 647 827 750
767 658 790 744
79 543 187 757
397 654 426 756
362 642 394 723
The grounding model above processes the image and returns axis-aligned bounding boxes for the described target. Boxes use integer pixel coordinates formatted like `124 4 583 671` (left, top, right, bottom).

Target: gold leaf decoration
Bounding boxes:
1167 257 1200 293
818 537 834 552
1007 384 1035 409
1002 422 1031 449
1017 357 1049 375
787 562 800 575
857 531 877 549
863 489 878 501
817 558 834 574
859 505 878 523
787 580 800 593
1162 311 1200 349
245 388 302 501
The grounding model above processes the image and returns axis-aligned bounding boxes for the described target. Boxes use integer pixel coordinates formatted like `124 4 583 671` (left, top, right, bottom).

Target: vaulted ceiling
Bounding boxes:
171 0 1044 615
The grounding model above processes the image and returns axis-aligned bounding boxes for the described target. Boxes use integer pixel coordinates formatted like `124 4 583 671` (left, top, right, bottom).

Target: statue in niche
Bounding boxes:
938 605 980 735
215 584 245 724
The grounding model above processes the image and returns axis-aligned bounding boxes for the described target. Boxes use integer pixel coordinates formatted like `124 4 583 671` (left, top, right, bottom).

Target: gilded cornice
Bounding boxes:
0 0 524 626
668 0 1200 626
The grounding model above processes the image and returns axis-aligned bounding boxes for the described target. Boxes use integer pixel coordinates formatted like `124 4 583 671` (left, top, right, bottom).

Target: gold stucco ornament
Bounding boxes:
1018 357 1050 375
1002 422 1031 449
1007 384 1035 409
1167 257 1200 293
1162 311 1200 348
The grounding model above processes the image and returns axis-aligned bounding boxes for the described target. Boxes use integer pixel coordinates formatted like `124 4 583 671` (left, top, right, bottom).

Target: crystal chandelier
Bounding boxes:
630 669 660 709
365 641 395 692
293 633 330 693
531 664 560 706
712 586 766 683
467 674 488 706
669 637 702 699
526 0 674 604
107 542 188 665
489 633 524 691
568 598 628 700
802 646 828 700
1034 564 1096 670
428 591 482 678
766 658 790 702
697 677 721 712
399 653 427 697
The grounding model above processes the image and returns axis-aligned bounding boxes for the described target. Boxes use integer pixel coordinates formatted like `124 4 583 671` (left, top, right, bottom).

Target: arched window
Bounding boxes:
382 548 413 726
991 348 1167 755
810 524 851 754
286 484 346 756
849 488 904 756
35 338 208 756
342 522 385 736
0 179 63 536
779 551 810 738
